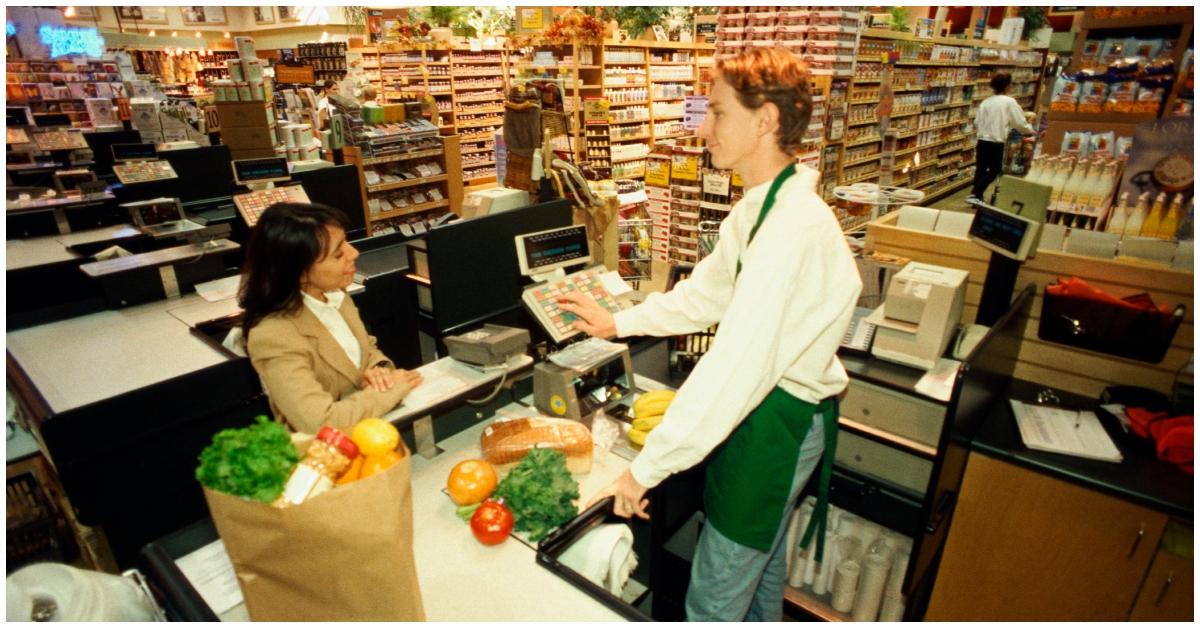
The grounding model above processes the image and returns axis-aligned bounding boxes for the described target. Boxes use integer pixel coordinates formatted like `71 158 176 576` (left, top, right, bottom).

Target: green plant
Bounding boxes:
888 6 911 33
340 6 366 36
610 7 671 39
1018 6 1049 39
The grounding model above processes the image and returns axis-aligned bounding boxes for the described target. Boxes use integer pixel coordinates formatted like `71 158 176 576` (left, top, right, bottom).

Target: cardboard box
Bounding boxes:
215 101 272 129
221 125 276 150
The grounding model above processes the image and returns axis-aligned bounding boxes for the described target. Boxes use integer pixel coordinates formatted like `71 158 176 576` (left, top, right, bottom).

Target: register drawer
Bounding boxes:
842 379 945 448
834 431 932 497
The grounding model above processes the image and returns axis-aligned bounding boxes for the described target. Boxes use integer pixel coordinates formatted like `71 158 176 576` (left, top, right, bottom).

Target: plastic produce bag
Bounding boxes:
202 440 424 621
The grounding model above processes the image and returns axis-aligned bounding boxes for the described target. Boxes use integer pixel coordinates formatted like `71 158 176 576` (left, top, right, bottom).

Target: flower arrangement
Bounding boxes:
543 10 606 45
388 21 432 47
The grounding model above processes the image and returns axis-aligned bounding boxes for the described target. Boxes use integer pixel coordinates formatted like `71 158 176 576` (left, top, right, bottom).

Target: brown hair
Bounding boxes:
715 47 814 156
989 72 1012 95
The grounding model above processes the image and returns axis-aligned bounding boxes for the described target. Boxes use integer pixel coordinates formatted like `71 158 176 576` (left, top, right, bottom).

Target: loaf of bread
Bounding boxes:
480 417 593 474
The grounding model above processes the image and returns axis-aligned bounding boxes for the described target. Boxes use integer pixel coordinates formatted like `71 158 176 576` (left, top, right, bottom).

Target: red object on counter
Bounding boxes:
1125 407 1193 474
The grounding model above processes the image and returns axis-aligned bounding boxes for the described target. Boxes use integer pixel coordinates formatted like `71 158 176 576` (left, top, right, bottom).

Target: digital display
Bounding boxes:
969 206 1027 255
111 142 158 162
33 112 72 128
7 107 31 127
232 157 290 185
124 199 185 227
520 225 590 272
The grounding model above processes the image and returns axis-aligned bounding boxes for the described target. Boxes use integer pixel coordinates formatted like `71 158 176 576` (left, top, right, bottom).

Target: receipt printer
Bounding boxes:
865 261 968 370
444 324 530 367
534 347 634 422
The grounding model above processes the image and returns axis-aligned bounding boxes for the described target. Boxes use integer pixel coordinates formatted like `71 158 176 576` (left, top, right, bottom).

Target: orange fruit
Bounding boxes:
447 459 498 506
360 450 402 479
336 456 363 485
351 418 400 456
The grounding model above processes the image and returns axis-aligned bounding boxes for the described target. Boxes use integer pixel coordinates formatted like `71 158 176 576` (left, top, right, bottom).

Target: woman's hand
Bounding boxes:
586 468 650 520
556 292 618 339
396 368 423 392
361 366 396 392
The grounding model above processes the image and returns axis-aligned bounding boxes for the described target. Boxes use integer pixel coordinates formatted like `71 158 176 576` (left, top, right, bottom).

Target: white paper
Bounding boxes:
400 362 472 410
174 539 243 615
194 275 241 303
913 358 961 402
1010 400 1123 462
598 270 633 297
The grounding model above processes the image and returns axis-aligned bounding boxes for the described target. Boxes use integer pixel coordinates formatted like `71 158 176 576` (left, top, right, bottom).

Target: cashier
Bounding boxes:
558 47 861 621
239 202 422 434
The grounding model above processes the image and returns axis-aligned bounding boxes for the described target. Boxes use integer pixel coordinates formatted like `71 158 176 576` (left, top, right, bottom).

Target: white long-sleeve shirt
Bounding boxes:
302 290 362 369
615 164 862 489
974 94 1035 143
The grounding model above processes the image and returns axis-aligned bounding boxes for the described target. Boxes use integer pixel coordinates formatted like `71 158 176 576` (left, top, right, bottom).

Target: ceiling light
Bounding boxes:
63 6 77 18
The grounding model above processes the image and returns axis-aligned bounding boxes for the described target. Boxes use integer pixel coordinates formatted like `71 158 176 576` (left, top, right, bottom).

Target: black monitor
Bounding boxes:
424 199 572 336
33 112 72 128
291 164 368 238
7 107 32 127
231 157 290 186
85 130 143 178
111 142 159 163
158 145 236 202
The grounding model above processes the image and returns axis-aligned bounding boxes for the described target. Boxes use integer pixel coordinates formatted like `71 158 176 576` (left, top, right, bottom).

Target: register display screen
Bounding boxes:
126 198 185 227
517 225 590 275
970 205 1029 255
111 142 158 162
232 157 290 185
7 107 31 127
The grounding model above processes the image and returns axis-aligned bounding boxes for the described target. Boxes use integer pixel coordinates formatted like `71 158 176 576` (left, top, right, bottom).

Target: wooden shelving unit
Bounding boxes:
342 135 463 236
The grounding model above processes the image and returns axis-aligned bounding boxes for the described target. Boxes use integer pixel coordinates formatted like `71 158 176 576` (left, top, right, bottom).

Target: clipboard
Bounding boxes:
1009 399 1123 463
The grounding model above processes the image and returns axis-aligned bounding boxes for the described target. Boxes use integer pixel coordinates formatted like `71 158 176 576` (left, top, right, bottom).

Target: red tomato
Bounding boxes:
470 498 514 546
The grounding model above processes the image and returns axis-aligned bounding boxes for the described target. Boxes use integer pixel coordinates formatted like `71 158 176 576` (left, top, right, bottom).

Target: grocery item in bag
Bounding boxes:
203 439 423 621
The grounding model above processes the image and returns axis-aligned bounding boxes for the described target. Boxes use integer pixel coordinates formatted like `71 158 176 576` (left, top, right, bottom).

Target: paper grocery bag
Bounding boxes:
202 444 424 621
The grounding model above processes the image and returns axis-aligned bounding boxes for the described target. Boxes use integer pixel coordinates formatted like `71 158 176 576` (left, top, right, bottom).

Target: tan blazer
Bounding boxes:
247 295 411 434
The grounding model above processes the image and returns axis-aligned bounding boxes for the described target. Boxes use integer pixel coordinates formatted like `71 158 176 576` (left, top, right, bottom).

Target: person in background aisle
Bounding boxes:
359 85 378 107
317 79 339 130
557 47 862 622
240 203 422 434
971 72 1036 201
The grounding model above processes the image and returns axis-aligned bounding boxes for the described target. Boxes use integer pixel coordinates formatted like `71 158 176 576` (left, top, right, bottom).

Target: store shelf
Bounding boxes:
655 132 691 140
650 77 696 82
1045 111 1159 124
847 119 878 127
845 135 882 147
611 154 650 163
457 119 504 129
652 97 687 102
367 174 449 194
841 171 881 185
1082 11 1193 30
461 160 497 168
611 134 651 142
842 154 882 168
371 198 450 221
610 117 651 124
654 114 685 121
361 147 445 166
895 60 977 67
608 100 649 106
460 146 496 155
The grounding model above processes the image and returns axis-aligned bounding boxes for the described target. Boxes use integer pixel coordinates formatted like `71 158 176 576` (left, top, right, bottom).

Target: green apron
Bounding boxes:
703 164 840 558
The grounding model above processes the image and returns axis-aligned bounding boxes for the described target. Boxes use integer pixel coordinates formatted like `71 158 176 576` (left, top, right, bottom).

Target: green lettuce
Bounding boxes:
196 416 298 503
493 448 580 542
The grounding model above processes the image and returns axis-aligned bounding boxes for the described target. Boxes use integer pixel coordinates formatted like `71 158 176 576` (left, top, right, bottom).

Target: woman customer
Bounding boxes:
559 46 861 621
239 202 421 434
971 72 1036 201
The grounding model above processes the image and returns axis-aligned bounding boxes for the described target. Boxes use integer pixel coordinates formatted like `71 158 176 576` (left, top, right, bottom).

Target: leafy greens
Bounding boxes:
196 416 298 503
493 448 579 542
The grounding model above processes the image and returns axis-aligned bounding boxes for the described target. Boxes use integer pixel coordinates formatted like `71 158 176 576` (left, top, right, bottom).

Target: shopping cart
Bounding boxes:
666 264 717 378
696 220 722 262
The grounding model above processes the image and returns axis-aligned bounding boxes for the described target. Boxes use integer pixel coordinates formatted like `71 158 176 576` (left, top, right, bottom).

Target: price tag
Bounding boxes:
672 153 699 181
645 158 671 187
702 171 731 196
583 97 610 124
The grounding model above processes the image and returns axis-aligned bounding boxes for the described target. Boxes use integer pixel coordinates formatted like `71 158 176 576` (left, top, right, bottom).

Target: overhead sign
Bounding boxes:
39 25 104 58
274 63 315 85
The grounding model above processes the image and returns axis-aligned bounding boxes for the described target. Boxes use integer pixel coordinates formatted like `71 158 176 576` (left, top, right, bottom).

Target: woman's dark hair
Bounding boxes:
322 79 336 91
989 72 1012 95
238 202 350 336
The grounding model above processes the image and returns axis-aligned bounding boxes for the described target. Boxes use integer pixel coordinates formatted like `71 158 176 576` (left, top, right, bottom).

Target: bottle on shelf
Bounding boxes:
1046 156 1072 224
1139 192 1167 238
1123 192 1151 238
1156 193 1184 240
1059 158 1090 227
1105 192 1130 235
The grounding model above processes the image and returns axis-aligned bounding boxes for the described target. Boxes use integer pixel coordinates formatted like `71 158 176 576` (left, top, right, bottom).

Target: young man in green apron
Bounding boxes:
557 47 861 621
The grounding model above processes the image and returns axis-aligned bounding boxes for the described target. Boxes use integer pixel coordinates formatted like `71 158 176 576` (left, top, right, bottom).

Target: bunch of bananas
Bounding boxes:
627 390 675 447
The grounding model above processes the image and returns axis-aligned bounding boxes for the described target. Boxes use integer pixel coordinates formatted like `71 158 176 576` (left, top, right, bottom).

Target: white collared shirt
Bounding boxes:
302 290 362 369
614 164 862 488
974 94 1034 143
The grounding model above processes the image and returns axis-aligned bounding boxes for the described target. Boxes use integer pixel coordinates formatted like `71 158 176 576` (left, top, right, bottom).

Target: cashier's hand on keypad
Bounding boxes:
556 292 617 339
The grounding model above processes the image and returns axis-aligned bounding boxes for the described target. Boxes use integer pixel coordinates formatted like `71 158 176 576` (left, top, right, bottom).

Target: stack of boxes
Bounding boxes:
645 150 673 264
214 37 277 160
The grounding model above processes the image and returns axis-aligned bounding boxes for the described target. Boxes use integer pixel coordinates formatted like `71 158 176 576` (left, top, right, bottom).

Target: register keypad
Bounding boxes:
522 266 622 343
233 185 311 227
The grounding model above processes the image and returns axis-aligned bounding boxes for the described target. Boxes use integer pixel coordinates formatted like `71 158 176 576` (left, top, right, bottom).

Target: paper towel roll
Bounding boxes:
887 551 910 595
879 591 906 622
851 553 890 622
831 560 860 613
836 512 857 537
813 529 837 595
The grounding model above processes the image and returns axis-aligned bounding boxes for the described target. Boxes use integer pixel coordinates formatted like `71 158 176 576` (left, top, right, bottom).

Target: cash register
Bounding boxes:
230 157 311 227
514 224 637 420
865 261 969 370
110 142 179 185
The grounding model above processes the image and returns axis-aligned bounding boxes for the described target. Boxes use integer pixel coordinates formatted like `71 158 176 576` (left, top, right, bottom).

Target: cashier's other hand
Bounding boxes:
556 292 617 339
588 468 650 520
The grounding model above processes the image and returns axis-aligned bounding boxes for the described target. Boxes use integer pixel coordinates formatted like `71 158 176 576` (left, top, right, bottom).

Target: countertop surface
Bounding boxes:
970 378 1193 521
